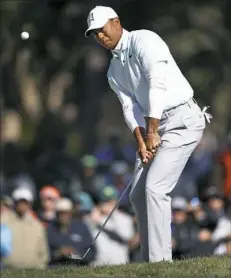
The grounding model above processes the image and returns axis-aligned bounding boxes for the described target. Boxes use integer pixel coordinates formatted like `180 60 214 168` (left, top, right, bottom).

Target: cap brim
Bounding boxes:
85 21 107 37
14 198 32 202
85 28 94 38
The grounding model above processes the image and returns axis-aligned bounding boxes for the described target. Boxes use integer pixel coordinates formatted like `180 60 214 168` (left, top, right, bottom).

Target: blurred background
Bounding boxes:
0 0 231 269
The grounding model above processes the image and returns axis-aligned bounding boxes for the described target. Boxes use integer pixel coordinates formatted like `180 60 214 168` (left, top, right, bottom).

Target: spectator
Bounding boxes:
1 188 49 269
171 197 199 259
172 196 219 258
188 228 217 257
72 191 94 218
0 195 13 217
47 197 96 266
187 196 231 256
90 185 134 266
0 224 12 268
109 161 129 184
128 215 142 262
212 215 231 255
94 134 136 166
37 185 61 226
201 187 226 231
81 155 98 178
80 155 106 202
108 161 132 210
72 191 96 234
187 197 209 228
212 215 231 243
218 132 231 199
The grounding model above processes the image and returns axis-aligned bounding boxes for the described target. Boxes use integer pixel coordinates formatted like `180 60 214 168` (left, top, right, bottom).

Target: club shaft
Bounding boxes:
78 163 143 260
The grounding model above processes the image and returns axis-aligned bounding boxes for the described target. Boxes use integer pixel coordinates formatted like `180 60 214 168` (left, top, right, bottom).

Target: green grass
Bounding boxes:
1 256 230 277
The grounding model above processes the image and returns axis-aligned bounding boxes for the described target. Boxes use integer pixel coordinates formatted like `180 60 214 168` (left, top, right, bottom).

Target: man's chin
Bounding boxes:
101 41 114 50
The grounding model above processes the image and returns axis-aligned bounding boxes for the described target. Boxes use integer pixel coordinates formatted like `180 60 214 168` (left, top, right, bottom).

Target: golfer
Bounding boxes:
85 6 212 262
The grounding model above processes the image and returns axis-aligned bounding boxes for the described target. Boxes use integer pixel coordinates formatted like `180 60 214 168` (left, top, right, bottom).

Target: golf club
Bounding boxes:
69 162 144 261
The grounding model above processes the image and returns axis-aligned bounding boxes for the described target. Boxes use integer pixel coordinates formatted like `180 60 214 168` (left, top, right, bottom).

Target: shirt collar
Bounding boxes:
111 29 130 58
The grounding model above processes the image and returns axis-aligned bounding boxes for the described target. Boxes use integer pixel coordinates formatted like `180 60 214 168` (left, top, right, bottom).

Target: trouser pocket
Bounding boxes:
181 109 206 131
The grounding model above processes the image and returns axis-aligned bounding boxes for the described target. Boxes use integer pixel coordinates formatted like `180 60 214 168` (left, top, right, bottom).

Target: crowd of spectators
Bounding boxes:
0 131 231 269
1 0 230 270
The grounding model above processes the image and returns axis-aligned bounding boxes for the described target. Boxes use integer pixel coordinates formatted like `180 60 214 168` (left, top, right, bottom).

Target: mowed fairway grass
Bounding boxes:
1 256 230 277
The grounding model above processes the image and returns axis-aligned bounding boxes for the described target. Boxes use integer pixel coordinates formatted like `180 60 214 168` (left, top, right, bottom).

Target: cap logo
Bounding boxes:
90 12 94 20
89 12 94 22
87 12 95 26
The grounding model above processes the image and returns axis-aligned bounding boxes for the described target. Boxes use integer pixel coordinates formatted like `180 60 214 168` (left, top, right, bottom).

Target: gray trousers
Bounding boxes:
129 99 206 262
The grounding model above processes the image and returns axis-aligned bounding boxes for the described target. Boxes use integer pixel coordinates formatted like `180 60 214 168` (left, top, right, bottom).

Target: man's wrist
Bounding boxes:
133 126 145 144
145 118 159 134
145 132 158 139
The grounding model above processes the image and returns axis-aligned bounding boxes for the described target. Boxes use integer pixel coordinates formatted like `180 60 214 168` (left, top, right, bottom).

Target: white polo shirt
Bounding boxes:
107 29 194 132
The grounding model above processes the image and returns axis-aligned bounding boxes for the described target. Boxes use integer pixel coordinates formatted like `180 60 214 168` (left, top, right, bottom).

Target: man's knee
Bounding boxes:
145 168 178 196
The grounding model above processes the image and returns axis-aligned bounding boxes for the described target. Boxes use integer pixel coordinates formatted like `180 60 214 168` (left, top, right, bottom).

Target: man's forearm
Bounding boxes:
145 117 160 135
133 126 145 144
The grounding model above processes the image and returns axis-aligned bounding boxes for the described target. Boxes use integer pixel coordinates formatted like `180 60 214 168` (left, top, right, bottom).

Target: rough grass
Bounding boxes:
1 256 230 277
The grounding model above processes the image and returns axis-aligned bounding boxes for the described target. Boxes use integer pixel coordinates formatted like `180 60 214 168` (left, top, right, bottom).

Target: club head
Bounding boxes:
69 253 82 260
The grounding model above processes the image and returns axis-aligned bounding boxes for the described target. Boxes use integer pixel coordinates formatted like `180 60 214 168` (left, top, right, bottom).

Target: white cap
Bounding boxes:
172 196 188 211
12 188 33 203
56 198 73 212
85 6 118 37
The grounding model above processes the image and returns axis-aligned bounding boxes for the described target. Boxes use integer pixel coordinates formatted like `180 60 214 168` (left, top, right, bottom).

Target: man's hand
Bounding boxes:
133 126 157 164
145 118 161 153
145 132 161 152
138 141 156 164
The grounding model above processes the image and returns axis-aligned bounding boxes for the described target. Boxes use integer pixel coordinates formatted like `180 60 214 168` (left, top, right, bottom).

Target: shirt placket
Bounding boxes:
120 49 126 65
